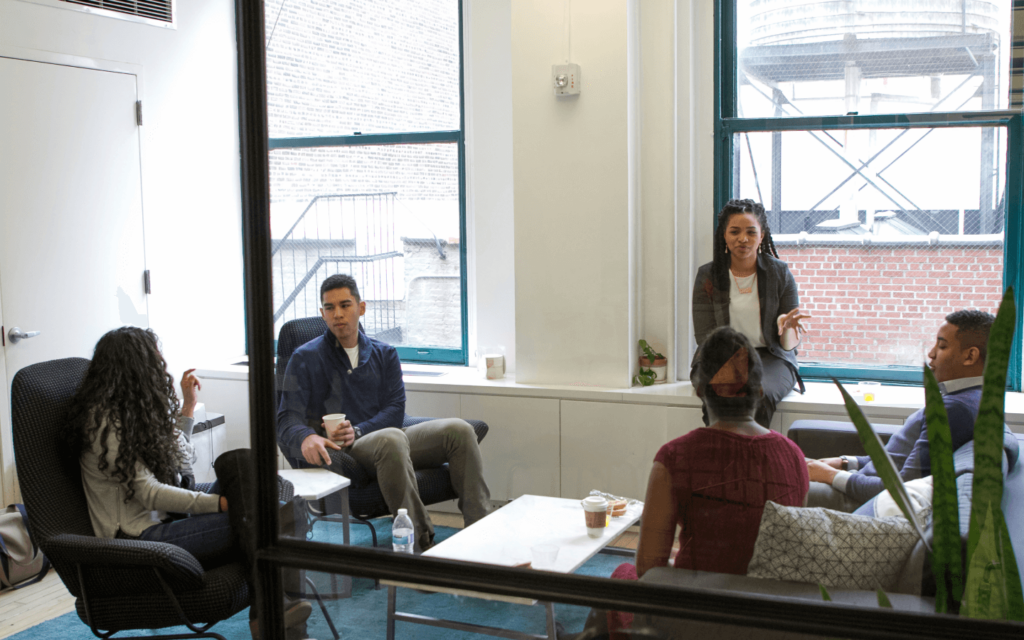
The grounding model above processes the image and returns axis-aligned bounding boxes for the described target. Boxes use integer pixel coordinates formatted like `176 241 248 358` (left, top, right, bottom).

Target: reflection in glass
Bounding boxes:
733 126 1006 367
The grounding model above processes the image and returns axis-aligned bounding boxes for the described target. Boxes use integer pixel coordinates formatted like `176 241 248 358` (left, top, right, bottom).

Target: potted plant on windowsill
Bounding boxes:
634 339 668 386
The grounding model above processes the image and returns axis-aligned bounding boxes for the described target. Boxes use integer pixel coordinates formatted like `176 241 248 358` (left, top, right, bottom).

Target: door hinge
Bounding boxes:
135 100 143 126
144 270 152 294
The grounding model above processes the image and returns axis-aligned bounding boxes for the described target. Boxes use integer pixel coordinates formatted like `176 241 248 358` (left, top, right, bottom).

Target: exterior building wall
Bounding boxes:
778 246 1003 366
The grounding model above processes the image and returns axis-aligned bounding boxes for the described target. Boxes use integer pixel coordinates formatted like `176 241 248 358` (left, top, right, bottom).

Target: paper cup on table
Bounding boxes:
323 413 346 439
582 496 609 537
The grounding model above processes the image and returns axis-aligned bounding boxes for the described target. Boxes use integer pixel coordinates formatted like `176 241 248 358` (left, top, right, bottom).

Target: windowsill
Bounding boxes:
197 361 1024 426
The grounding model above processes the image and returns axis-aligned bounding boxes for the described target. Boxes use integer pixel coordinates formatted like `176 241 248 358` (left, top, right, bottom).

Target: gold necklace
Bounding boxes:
732 270 755 294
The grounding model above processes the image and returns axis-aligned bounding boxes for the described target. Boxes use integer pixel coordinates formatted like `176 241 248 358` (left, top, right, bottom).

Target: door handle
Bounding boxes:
8 327 41 344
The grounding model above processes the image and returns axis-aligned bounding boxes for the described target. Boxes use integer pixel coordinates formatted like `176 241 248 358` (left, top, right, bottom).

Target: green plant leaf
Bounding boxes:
967 287 1015 564
964 503 1005 619
876 589 892 608
833 378 929 548
638 339 664 361
818 583 832 601
923 364 963 612
632 367 656 387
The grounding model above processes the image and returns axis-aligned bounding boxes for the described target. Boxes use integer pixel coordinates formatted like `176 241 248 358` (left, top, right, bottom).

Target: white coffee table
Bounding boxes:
279 468 353 598
384 494 643 640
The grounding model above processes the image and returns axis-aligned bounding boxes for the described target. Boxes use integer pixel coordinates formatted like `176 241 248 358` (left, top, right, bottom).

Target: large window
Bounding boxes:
717 0 1024 387
264 0 467 364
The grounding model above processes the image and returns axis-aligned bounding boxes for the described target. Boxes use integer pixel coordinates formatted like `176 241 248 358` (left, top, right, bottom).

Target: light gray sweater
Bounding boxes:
80 414 220 538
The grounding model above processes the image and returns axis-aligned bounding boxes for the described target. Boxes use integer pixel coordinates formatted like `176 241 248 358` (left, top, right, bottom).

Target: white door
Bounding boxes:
0 57 148 504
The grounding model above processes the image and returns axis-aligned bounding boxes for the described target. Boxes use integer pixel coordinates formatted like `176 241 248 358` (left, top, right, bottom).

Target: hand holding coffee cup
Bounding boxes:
582 496 609 537
322 414 355 447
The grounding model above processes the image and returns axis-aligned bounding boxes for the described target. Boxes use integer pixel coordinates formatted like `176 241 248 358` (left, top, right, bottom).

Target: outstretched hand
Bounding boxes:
777 308 811 337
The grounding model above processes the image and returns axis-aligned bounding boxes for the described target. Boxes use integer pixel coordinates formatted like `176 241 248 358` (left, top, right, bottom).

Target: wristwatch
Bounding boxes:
840 455 849 471
352 426 363 441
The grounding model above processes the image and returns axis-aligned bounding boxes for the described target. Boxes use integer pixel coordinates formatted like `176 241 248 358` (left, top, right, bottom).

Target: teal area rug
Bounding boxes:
12 518 627 639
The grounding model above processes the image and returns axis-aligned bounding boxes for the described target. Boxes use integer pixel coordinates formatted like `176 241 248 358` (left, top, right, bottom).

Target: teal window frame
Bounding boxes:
714 4 1024 390
266 2 469 366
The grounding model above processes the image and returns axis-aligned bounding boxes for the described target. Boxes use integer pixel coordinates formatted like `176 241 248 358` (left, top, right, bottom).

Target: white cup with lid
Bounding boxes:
581 496 609 537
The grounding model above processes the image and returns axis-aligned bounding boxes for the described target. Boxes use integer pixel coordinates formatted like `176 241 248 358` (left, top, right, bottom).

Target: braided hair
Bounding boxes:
693 327 764 420
711 199 780 292
63 327 182 502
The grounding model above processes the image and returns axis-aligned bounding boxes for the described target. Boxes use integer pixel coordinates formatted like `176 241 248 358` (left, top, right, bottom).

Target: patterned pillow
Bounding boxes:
746 501 921 591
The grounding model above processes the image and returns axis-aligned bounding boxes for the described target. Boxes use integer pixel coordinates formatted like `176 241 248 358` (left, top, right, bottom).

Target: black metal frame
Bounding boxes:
236 2 1024 638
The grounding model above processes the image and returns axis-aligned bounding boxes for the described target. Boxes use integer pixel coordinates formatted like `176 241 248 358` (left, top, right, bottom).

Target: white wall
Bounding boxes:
0 0 245 379
465 0 517 373
511 0 635 387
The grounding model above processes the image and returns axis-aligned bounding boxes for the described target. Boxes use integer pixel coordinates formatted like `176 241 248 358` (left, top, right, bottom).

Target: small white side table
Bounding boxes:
279 468 353 598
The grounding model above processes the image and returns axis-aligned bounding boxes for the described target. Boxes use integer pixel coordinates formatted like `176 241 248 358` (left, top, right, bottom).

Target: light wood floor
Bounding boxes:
0 512 639 639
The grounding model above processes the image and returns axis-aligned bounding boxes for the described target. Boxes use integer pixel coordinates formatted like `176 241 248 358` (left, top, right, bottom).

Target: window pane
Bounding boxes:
264 0 460 137
270 143 462 350
736 0 1014 117
733 126 1006 368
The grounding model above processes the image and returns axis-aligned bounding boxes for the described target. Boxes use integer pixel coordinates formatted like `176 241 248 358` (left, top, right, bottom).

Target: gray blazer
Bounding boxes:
691 253 804 392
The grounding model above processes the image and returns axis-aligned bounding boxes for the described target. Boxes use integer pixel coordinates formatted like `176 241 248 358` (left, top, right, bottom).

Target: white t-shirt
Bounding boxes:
728 271 767 348
344 344 359 369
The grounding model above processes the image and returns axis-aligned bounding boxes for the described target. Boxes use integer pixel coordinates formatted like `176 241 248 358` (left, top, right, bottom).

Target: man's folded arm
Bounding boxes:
352 347 406 436
277 355 318 455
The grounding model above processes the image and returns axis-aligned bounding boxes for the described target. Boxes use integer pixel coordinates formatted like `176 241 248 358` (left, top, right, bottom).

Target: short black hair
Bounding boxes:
693 327 764 419
320 274 361 303
945 308 996 363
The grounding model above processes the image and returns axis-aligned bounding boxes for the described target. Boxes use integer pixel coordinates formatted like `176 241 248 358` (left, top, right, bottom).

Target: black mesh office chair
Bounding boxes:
275 316 489 547
11 358 248 640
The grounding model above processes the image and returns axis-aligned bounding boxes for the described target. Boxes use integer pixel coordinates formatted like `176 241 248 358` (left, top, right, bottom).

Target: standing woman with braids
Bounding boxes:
63 326 310 639
691 199 811 428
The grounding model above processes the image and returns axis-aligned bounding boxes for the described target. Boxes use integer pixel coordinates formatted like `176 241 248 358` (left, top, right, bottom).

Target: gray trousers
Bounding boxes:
333 418 491 550
806 480 861 513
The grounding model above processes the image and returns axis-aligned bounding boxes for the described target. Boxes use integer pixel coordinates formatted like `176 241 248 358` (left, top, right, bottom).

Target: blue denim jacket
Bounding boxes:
276 329 405 457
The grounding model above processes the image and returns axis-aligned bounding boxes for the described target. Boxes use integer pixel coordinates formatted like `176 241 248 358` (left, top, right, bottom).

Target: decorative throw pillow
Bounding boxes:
746 501 921 591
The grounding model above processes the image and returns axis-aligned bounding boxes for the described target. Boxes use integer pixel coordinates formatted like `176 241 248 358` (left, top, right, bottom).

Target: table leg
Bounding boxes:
338 486 352 597
387 585 398 640
545 601 557 640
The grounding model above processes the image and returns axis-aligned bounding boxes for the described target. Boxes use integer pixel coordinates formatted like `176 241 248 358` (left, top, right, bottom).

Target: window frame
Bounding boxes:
265 2 469 366
714 3 1024 390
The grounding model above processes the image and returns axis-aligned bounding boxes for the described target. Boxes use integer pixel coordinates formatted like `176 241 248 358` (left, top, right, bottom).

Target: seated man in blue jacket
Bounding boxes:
277 274 491 551
806 308 995 513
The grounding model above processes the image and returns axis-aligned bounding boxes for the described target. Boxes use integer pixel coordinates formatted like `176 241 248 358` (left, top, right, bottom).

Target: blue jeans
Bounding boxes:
137 483 238 570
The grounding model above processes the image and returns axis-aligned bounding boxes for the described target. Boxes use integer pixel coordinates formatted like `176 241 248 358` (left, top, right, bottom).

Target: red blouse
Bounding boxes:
655 428 809 575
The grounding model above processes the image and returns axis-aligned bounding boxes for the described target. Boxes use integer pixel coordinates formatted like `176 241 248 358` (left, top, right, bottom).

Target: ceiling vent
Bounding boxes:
59 0 173 26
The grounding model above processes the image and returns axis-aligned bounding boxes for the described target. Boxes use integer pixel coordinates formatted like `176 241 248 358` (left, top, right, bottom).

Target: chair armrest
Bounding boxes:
44 533 206 593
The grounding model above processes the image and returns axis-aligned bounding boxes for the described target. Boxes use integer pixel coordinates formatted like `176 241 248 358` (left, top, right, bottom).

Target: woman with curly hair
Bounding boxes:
63 326 309 639
691 198 811 428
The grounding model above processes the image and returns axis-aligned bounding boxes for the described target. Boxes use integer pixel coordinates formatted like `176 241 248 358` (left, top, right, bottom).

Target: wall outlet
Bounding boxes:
552 63 581 96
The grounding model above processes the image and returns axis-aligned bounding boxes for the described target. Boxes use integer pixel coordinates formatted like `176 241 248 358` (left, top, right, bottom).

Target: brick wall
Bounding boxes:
777 245 1003 366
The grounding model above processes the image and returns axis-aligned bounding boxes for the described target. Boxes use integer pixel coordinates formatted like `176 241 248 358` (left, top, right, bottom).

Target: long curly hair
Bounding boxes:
711 199 780 292
63 327 182 501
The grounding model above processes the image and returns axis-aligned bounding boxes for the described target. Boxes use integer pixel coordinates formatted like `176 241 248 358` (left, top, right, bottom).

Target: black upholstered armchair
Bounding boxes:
275 316 489 546
11 358 249 640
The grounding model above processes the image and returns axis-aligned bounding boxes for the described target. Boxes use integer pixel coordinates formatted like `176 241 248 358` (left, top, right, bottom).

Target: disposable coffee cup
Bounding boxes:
582 496 609 537
323 413 346 439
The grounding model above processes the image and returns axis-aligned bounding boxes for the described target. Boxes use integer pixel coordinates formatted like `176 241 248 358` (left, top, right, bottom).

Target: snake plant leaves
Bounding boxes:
924 364 963 612
818 584 832 602
963 503 1024 620
876 589 893 609
967 287 1014 563
834 379 930 548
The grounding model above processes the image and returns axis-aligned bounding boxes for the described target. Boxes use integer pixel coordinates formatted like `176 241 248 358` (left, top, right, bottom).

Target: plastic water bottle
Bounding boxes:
392 508 415 553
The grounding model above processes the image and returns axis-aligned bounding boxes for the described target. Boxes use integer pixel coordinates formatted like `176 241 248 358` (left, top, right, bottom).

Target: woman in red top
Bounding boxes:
573 327 809 639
